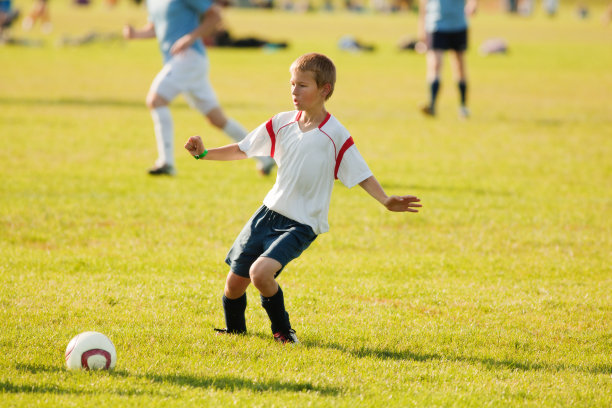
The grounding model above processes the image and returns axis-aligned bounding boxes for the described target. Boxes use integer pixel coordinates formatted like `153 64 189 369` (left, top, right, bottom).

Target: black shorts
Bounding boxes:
429 29 468 51
225 205 317 278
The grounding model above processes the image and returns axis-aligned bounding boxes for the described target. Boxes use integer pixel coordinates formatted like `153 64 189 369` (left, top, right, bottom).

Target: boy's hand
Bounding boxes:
184 135 205 157
384 195 422 213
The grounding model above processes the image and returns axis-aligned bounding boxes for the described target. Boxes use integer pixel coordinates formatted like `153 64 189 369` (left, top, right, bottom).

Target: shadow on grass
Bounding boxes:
10 363 340 396
302 341 612 376
144 372 340 395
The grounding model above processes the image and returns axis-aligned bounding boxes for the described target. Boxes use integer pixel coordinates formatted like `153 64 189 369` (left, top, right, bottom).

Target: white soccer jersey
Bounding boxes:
239 111 373 234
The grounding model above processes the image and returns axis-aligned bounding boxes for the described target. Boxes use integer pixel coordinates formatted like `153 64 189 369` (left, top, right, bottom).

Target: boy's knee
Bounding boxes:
146 93 169 110
224 283 244 299
249 258 281 291
224 271 250 298
249 267 267 289
206 107 227 129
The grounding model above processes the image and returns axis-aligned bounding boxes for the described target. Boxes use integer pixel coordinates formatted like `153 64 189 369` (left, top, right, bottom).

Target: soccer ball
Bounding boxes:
65 331 117 371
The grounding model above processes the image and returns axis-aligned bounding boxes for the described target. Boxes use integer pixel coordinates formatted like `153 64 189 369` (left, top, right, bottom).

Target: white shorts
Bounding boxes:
149 49 219 114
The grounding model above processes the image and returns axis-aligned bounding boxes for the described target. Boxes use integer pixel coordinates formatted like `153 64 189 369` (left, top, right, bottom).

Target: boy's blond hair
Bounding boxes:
290 53 336 100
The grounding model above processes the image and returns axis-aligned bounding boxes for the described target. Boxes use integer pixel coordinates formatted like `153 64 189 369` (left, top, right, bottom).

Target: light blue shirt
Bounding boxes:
425 0 468 33
147 0 213 63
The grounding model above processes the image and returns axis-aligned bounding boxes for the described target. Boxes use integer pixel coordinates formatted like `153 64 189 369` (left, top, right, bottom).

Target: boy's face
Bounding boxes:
290 69 329 112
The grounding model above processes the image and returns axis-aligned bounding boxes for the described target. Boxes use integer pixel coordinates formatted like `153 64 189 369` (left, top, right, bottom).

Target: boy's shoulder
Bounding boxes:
318 113 351 141
271 110 300 125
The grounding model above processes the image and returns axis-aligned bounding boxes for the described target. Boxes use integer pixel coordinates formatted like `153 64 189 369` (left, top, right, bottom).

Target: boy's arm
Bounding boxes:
123 22 156 40
359 175 421 213
170 5 222 55
184 135 247 161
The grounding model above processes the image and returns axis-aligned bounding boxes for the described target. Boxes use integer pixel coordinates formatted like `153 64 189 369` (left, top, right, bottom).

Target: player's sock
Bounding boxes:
429 78 440 111
222 293 247 333
458 80 467 107
150 106 174 167
223 118 248 143
261 286 291 334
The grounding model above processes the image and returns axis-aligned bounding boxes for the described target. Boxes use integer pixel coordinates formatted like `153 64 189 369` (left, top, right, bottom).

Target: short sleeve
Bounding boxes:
238 120 273 158
336 145 373 188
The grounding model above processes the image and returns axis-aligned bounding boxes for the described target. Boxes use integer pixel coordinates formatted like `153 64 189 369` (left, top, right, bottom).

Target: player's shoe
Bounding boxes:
148 163 176 176
458 106 470 119
273 329 299 344
420 104 435 117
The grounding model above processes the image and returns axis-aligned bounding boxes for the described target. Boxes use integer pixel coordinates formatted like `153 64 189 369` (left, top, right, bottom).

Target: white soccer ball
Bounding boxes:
65 331 117 371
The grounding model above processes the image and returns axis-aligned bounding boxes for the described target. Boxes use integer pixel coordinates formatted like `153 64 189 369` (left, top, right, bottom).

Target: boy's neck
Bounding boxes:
298 106 328 132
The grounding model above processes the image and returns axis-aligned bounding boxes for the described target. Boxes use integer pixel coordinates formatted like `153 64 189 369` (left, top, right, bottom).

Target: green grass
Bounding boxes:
1 1 611 407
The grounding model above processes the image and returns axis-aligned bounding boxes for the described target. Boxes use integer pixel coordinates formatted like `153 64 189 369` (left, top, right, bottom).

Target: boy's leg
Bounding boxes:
149 108 174 170
250 257 293 335
450 50 469 117
147 86 176 175
222 271 251 333
423 50 443 116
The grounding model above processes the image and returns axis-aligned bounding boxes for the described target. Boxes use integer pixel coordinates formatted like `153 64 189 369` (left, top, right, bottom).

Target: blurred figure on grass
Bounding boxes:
202 0 288 50
123 0 275 176
418 0 477 119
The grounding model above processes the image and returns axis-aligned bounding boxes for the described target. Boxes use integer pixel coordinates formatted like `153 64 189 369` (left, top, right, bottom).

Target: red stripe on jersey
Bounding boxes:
334 136 354 180
265 119 276 158
318 112 331 129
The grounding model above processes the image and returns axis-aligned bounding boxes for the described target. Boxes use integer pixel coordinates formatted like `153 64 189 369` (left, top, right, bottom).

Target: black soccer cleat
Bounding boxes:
148 164 176 176
273 329 299 344
420 104 435 117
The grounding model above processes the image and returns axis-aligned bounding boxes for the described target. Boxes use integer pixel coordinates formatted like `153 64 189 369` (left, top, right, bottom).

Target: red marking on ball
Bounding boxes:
81 349 112 370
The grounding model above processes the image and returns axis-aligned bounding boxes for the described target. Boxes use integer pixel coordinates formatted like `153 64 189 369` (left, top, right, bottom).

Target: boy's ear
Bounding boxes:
320 83 332 98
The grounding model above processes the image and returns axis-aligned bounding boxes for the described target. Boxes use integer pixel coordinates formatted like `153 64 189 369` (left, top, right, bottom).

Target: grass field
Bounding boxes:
1 1 611 407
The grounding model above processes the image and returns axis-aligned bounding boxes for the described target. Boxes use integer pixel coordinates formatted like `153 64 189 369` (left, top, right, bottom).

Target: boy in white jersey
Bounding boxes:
184 53 422 344
123 0 274 176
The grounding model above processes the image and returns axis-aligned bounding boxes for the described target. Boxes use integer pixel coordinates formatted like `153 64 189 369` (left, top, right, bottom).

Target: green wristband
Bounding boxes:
194 149 208 160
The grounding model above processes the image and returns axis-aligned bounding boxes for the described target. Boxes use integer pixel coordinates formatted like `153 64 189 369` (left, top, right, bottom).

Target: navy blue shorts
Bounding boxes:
430 29 468 51
225 205 317 279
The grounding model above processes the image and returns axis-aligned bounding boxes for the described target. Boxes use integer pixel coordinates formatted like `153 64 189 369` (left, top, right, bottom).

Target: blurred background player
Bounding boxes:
202 0 288 49
123 0 275 176
0 0 20 41
418 0 477 118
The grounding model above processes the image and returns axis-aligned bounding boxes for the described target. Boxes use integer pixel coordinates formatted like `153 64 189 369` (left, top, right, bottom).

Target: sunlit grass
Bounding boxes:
1 2 611 407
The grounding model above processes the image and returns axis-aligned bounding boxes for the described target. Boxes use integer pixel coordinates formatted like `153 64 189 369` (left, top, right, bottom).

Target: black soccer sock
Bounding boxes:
429 78 440 111
458 80 467 106
260 286 291 334
222 293 247 334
